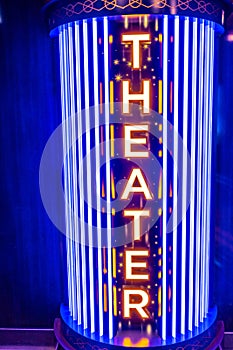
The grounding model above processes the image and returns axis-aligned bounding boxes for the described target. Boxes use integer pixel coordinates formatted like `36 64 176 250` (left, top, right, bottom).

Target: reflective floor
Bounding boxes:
0 330 232 350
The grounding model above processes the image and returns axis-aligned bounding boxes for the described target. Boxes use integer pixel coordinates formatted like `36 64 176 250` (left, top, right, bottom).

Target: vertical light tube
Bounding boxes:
63 27 77 319
74 22 88 329
162 15 168 340
195 19 204 327
104 17 113 339
83 20 95 333
59 29 72 315
188 17 197 331
68 24 82 323
205 25 215 316
92 18 104 336
172 15 179 339
200 22 210 322
181 17 189 335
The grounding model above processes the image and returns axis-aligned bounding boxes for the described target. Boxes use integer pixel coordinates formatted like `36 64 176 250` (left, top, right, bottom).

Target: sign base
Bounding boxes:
54 306 224 350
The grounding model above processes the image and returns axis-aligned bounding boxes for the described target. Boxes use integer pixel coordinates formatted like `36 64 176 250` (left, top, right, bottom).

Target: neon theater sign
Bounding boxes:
42 0 225 348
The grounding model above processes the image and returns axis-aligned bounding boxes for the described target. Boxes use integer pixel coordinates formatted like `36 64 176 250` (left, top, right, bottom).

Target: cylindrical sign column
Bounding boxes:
42 1 225 348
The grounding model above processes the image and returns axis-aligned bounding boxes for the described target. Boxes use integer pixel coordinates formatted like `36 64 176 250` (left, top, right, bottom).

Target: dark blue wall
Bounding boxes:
0 0 233 330
215 37 233 331
0 0 65 328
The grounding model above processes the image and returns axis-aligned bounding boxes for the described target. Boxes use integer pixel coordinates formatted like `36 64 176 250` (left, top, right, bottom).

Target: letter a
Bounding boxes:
121 168 153 200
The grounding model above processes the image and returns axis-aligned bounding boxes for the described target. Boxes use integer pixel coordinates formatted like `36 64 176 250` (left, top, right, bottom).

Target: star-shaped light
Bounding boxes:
147 56 152 62
115 74 123 82
114 59 119 65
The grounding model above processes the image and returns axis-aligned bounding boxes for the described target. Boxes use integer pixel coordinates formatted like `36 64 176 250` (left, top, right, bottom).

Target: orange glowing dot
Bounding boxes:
103 247 107 274
102 180 105 197
113 286 117 316
111 169 116 198
158 80 163 114
158 286 162 317
104 283 108 312
169 182 173 197
112 248 117 278
109 35 113 44
158 170 162 199
168 285 172 300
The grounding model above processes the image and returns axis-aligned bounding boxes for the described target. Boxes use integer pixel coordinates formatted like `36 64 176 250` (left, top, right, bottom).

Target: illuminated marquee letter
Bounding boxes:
124 125 149 158
122 80 150 114
121 168 153 200
123 210 150 240
122 33 151 69
123 288 150 319
125 249 149 280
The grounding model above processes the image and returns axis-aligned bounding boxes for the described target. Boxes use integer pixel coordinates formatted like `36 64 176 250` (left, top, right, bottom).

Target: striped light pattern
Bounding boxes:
165 16 216 338
172 15 179 339
162 15 168 341
92 18 104 336
59 18 115 338
58 15 218 342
